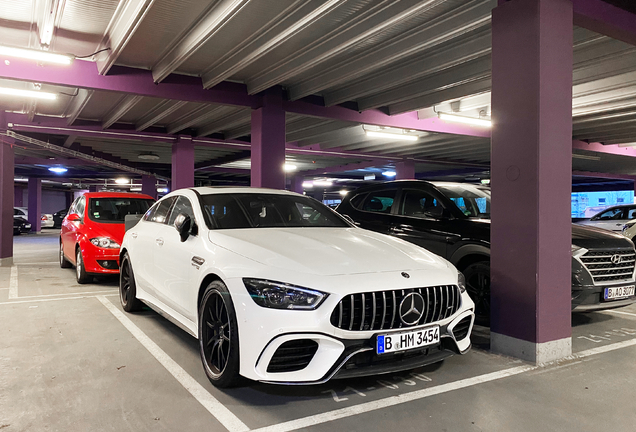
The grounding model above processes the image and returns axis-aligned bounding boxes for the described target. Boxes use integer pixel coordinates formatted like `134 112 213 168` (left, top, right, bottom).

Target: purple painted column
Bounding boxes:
172 136 194 190
490 0 573 363
141 175 157 199
65 191 73 208
396 159 416 180
251 87 286 189
14 186 23 207
27 178 42 232
0 134 15 265
290 175 304 194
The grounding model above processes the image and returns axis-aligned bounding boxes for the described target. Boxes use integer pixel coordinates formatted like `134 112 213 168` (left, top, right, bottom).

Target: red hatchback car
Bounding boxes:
60 192 155 283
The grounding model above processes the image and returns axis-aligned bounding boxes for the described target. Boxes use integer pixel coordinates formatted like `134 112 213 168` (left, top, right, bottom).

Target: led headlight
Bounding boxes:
243 278 328 310
90 237 120 249
457 271 466 293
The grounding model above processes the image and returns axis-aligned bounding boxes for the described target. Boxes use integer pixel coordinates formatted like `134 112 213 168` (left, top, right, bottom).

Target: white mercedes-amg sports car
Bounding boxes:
119 187 475 387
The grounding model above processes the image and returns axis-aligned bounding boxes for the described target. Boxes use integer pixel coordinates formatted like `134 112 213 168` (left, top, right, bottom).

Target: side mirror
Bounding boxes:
67 213 81 222
174 213 192 242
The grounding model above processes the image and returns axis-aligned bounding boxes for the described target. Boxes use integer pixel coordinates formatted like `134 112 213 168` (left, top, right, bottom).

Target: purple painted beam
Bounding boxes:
251 88 286 189
172 136 195 190
141 175 157 200
28 177 42 232
573 0 636 47
0 133 14 263
396 159 415 180
283 100 491 138
490 0 573 362
573 139 636 157
0 59 258 108
15 156 97 166
572 170 636 180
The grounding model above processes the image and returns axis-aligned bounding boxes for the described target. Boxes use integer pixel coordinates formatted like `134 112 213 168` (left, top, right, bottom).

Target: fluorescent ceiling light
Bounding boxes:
480 179 491 185
366 130 418 141
313 180 333 187
138 152 160 161
0 45 72 65
130 187 142 192
157 187 169 193
572 154 600 161
364 174 375 181
48 167 67 174
284 163 297 172
438 112 492 127
115 178 129 185
0 87 56 100
339 190 348 196
382 171 396 177
302 181 313 188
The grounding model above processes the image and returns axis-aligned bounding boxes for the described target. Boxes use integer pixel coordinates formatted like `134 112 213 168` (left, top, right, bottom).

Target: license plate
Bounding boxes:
604 285 635 301
376 326 439 354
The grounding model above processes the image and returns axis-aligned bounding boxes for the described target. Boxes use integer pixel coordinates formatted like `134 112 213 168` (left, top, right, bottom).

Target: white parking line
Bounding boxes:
0 293 118 305
604 310 636 318
252 337 636 432
16 290 116 299
16 261 60 265
97 296 249 432
8 266 18 299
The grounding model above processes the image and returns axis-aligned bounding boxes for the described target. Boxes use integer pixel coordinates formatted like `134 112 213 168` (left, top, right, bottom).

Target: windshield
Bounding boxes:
435 184 491 219
200 193 349 229
88 198 154 223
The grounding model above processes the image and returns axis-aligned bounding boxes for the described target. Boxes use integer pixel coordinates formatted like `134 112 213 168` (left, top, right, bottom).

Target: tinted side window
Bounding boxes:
400 189 445 218
360 190 397 214
628 208 636 219
349 193 367 210
146 197 176 224
168 196 196 226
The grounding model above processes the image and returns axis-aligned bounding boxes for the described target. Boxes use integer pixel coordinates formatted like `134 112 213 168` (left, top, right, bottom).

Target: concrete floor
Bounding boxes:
2 231 636 431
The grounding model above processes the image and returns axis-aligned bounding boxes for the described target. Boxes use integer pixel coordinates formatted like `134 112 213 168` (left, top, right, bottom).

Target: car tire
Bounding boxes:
198 281 241 388
75 247 91 284
463 261 490 325
119 253 143 312
59 240 71 268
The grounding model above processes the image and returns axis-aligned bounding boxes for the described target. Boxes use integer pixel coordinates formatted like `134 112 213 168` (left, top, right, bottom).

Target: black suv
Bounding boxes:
337 180 636 322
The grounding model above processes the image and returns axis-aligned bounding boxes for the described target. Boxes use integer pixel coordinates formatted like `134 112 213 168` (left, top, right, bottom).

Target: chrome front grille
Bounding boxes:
580 250 636 284
330 286 461 331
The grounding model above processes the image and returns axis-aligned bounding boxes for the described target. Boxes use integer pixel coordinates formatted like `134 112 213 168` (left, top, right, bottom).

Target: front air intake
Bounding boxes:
267 340 319 373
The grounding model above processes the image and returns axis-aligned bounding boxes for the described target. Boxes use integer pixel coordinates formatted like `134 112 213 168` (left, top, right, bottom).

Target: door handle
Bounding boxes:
155 238 164 246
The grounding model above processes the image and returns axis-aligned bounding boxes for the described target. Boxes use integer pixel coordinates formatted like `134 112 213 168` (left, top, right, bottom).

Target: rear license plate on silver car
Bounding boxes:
376 326 439 354
604 285 635 301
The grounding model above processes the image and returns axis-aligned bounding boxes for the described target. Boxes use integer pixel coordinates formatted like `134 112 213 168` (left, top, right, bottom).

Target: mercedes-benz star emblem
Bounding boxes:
399 292 425 326
401 272 410 279
611 254 623 265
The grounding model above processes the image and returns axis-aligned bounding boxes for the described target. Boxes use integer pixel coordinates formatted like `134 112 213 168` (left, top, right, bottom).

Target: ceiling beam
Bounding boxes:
572 139 636 157
196 109 250 137
201 0 343 89
194 150 251 171
136 100 189 131
102 95 144 129
96 0 156 74
63 88 93 125
573 0 636 47
63 135 77 148
573 170 636 180
246 0 448 95
289 0 494 102
167 106 227 135
151 0 253 83
0 58 258 107
300 160 388 177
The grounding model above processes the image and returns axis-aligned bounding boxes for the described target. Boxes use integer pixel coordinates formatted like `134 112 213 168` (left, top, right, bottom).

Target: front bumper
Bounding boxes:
572 281 636 312
228 275 474 384
82 245 120 274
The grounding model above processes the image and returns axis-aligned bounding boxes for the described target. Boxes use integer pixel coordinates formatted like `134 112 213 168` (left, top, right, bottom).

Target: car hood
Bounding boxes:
208 227 450 276
572 224 634 250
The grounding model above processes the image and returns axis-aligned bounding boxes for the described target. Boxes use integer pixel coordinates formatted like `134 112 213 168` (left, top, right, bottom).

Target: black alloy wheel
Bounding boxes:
463 261 491 325
199 281 240 388
59 240 71 268
75 248 91 284
119 253 142 312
